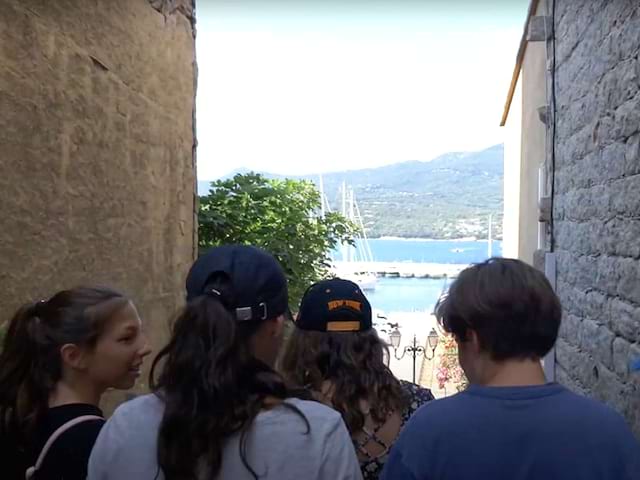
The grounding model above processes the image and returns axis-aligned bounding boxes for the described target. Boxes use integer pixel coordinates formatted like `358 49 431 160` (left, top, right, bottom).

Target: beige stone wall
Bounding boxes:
0 0 197 406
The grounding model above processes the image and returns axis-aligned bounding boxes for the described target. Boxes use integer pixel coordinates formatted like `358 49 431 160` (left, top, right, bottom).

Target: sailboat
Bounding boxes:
488 214 493 258
320 177 377 291
342 182 378 291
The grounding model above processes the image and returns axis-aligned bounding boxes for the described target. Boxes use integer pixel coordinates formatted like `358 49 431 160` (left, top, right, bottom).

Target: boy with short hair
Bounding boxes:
382 258 640 480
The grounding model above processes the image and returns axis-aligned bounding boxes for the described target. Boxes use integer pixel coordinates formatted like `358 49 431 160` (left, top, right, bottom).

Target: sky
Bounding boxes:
196 0 530 180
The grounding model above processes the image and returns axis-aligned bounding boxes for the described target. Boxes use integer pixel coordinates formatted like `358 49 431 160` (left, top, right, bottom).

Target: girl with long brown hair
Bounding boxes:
281 278 435 480
0 286 151 479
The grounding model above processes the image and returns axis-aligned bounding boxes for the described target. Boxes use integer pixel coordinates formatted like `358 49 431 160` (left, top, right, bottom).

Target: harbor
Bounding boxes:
332 260 467 279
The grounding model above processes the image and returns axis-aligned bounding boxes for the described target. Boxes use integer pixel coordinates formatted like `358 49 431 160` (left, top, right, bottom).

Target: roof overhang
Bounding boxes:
500 0 541 126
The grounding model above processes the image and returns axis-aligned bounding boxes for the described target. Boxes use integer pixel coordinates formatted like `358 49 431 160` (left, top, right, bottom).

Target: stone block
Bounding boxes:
555 364 588 396
616 258 640 305
614 95 640 140
612 337 631 378
559 313 581 344
625 134 640 176
596 256 622 298
610 298 640 342
556 338 597 390
591 364 632 419
580 318 615 369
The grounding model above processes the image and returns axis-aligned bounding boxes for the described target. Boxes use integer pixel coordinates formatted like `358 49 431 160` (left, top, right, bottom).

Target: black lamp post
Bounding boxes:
390 328 439 384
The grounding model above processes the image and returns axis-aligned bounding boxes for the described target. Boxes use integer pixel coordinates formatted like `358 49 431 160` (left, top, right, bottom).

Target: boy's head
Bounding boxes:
435 258 562 380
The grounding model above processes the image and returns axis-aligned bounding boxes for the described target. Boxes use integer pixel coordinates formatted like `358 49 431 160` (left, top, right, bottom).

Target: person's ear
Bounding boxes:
467 330 482 354
271 315 286 337
60 343 89 370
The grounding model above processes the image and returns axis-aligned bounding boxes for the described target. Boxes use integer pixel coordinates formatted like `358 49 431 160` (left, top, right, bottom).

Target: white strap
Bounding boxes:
25 414 103 479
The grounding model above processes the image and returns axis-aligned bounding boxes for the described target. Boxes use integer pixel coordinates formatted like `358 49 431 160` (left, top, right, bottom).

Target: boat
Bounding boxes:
487 214 493 258
322 177 378 291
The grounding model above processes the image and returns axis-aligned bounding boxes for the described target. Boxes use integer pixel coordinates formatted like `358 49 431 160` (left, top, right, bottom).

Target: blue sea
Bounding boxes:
337 239 503 313
335 238 503 264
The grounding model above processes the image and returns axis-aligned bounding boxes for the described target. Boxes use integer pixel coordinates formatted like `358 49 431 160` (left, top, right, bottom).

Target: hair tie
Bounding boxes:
204 288 233 311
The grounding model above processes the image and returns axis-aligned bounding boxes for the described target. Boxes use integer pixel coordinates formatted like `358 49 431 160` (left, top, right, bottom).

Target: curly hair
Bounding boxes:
280 328 406 435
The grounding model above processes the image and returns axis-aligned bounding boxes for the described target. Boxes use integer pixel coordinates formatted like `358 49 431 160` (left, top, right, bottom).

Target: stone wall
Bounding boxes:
552 0 640 436
0 0 197 405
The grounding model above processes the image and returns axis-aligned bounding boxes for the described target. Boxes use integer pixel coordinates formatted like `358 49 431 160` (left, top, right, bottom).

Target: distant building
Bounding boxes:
502 0 640 437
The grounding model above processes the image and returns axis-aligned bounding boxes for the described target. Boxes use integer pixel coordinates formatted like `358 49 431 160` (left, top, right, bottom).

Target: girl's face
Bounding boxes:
84 302 152 390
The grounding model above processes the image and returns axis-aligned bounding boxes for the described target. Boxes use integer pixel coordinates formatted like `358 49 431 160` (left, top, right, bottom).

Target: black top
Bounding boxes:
1 403 104 480
358 381 435 480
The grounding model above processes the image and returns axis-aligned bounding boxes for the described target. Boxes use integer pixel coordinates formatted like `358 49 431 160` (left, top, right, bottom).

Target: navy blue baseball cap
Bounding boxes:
295 278 372 332
185 244 288 322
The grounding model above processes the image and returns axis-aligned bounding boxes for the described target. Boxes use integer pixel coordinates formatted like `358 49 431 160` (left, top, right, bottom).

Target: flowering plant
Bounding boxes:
436 334 468 392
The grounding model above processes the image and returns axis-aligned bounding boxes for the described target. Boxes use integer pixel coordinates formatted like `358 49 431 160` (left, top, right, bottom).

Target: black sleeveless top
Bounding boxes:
358 381 435 480
0 403 104 480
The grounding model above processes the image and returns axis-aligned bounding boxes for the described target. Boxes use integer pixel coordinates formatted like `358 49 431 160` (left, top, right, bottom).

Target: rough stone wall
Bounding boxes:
0 0 197 406
552 0 640 437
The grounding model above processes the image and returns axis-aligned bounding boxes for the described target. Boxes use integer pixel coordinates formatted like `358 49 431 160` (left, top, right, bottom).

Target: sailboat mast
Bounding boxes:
488 214 493 258
342 181 348 262
319 175 326 217
349 188 356 261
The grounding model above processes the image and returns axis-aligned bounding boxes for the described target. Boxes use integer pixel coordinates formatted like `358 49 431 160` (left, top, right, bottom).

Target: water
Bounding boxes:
336 238 503 264
367 277 446 314
349 239 502 387
339 239 503 313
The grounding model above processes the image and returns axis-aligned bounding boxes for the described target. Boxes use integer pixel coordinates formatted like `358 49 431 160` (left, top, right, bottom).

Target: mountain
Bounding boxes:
198 144 504 239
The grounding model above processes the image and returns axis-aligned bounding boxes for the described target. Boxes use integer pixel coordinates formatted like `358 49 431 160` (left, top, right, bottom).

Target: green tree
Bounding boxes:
198 173 356 308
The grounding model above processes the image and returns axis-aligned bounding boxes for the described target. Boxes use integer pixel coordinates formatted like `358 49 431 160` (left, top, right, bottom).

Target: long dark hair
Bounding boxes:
0 287 129 448
149 276 309 480
281 328 406 435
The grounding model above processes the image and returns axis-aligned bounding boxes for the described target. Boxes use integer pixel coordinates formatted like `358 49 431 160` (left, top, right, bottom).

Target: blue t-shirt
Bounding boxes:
381 383 640 480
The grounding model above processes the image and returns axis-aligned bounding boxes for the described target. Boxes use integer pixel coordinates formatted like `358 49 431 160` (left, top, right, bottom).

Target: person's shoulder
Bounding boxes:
283 397 343 425
105 393 164 434
112 393 163 417
400 380 435 408
398 388 472 434
48 404 105 448
554 387 633 431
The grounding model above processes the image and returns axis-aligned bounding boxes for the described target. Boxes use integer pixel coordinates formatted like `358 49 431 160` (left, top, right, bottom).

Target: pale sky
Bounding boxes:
196 0 529 180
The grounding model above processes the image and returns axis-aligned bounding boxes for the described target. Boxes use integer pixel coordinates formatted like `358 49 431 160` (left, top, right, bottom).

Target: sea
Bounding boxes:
342 238 503 386
335 238 503 314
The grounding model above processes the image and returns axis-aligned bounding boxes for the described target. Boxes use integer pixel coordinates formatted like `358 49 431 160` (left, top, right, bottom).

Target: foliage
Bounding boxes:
436 335 468 393
198 173 356 308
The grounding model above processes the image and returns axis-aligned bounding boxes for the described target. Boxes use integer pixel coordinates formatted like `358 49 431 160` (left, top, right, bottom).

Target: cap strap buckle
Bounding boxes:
235 302 268 322
258 302 267 320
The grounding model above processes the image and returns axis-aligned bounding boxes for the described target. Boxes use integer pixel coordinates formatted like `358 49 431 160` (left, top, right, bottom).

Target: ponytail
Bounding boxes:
150 277 310 480
0 301 49 445
0 287 129 449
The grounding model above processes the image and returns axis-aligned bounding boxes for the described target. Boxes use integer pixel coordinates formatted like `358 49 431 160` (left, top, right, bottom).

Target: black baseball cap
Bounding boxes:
295 278 372 332
185 244 288 322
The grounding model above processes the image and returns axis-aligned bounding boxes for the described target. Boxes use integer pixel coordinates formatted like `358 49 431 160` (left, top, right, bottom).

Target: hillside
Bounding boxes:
198 144 504 239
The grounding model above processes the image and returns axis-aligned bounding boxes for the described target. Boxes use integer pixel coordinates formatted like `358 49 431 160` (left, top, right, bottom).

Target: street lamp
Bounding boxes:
391 328 439 384
389 328 401 349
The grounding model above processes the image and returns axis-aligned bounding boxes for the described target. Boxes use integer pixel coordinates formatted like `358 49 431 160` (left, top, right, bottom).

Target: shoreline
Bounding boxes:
372 237 502 242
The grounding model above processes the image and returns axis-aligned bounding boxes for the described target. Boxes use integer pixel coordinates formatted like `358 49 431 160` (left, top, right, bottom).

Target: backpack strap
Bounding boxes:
25 414 103 479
